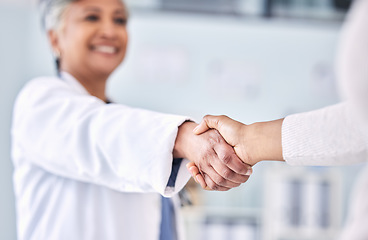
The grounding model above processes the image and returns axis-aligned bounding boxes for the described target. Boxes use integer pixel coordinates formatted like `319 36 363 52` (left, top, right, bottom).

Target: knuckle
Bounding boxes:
214 175 226 185
204 158 213 168
232 165 244 175
207 181 217 190
222 168 234 179
208 135 221 145
221 154 232 165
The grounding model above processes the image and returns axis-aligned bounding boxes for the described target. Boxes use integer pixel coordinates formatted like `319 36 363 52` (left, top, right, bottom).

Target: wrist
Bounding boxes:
173 121 197 159
245 119 284 164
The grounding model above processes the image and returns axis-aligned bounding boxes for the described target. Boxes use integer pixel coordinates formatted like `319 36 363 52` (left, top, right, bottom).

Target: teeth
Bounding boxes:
94 46 117 54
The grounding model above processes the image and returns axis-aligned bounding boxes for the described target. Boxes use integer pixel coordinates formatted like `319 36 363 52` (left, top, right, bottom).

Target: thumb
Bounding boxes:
193 115 222 135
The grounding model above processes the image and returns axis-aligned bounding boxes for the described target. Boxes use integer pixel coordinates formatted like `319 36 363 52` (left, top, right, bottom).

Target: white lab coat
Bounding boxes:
11 72 191 240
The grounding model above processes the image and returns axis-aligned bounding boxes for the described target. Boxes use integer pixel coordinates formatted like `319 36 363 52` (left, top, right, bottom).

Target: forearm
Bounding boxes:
243 118 284 164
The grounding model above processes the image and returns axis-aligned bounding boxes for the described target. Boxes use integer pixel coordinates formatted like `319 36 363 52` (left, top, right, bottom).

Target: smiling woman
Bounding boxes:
45 0 129 101
11 0 252 240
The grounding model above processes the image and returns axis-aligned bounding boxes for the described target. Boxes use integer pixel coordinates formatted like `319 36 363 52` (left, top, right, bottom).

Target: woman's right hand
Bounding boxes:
174 121 252 191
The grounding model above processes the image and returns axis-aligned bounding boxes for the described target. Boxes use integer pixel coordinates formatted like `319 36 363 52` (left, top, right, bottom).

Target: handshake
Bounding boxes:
181 115 284 191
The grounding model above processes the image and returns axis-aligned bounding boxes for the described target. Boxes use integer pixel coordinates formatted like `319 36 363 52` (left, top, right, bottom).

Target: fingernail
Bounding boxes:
195 175 201 182
189 167 196 176
246 168 253 176
193 126 199 133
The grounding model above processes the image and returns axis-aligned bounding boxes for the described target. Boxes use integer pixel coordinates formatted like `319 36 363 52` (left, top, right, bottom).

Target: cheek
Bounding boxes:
61 29 91 56
120 30 129 50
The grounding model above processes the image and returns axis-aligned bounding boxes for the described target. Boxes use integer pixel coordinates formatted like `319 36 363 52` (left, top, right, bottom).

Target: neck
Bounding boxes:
62 68 109 103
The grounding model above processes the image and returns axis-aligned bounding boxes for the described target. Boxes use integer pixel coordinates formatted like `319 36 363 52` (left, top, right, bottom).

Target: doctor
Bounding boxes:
11 0 252 239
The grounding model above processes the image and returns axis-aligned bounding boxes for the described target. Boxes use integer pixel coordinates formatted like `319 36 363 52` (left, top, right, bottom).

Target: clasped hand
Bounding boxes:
175 121 252 191
185 115 284 190
186 116 252 190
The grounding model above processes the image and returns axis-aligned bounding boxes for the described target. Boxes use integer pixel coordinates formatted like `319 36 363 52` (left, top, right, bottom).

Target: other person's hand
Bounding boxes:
187 115 284 190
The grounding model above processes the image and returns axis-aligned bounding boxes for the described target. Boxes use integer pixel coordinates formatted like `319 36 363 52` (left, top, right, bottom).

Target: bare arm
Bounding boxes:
194 115 284 164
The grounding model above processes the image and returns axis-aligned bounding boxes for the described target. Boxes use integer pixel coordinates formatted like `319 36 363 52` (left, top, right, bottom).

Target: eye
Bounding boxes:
85 15 99 22
114 17 127 25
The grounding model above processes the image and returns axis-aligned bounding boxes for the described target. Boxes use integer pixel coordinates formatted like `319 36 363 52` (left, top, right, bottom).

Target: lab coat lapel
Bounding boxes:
59 71 90 96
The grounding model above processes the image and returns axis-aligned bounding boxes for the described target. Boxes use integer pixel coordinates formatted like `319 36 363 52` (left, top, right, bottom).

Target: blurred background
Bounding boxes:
0 0 365 239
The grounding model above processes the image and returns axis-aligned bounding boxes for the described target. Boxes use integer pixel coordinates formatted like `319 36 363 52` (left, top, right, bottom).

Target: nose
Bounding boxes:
99 18 118 39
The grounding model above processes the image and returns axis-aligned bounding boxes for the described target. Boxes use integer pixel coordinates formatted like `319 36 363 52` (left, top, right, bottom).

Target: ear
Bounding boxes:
48 30 61 57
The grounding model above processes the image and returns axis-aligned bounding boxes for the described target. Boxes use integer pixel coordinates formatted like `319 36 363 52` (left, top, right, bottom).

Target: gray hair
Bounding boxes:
39 0 128 31
39 0 76 31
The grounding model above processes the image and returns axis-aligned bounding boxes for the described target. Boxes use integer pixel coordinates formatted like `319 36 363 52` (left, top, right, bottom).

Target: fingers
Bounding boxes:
187 162 208 190
193 120 211 135
186 163 213 191
193 115 222 135
187 160 250 191
186 162 234 191
186 129 253 191
214 141 253 177
210 159 251 185
202 161 242 189
203 173 232 191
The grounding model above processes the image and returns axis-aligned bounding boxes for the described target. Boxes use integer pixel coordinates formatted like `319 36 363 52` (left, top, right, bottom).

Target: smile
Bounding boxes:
92 45 118 54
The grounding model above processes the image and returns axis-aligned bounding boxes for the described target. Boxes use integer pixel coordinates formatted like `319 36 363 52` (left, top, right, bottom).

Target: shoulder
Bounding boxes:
21 76 68 92
15 76 78 108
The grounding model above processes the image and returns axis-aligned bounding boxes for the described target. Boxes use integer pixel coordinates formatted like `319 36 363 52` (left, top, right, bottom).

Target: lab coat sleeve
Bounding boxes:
282 103 368 166
12 77 191 197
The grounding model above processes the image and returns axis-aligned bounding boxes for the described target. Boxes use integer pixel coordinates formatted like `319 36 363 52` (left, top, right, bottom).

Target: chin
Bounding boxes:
91 64 119 77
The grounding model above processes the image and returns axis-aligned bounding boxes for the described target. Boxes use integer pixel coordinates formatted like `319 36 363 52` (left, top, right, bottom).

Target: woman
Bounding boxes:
188 0 368 239
11 0 252 239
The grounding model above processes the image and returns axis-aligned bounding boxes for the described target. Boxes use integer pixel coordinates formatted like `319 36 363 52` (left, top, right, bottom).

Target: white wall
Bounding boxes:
0 5 29 240
108 12 341 122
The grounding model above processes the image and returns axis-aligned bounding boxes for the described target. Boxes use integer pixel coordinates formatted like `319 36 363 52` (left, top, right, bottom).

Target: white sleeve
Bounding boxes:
337 0 368 130
282 103 368 166
12 77 191 197
282 1 368 166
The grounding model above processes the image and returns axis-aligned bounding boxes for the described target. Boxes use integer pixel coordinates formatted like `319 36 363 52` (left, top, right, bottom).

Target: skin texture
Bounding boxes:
47 0 252 191
174 122 252 191
187 115 284 189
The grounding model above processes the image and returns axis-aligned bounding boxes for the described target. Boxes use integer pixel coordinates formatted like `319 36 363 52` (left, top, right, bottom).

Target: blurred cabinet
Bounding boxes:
181 164 343 240
182 206 261 240
264 0 352 21
262 165 342 240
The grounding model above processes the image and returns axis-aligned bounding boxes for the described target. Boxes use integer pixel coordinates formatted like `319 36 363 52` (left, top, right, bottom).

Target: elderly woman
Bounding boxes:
11 0 252 239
